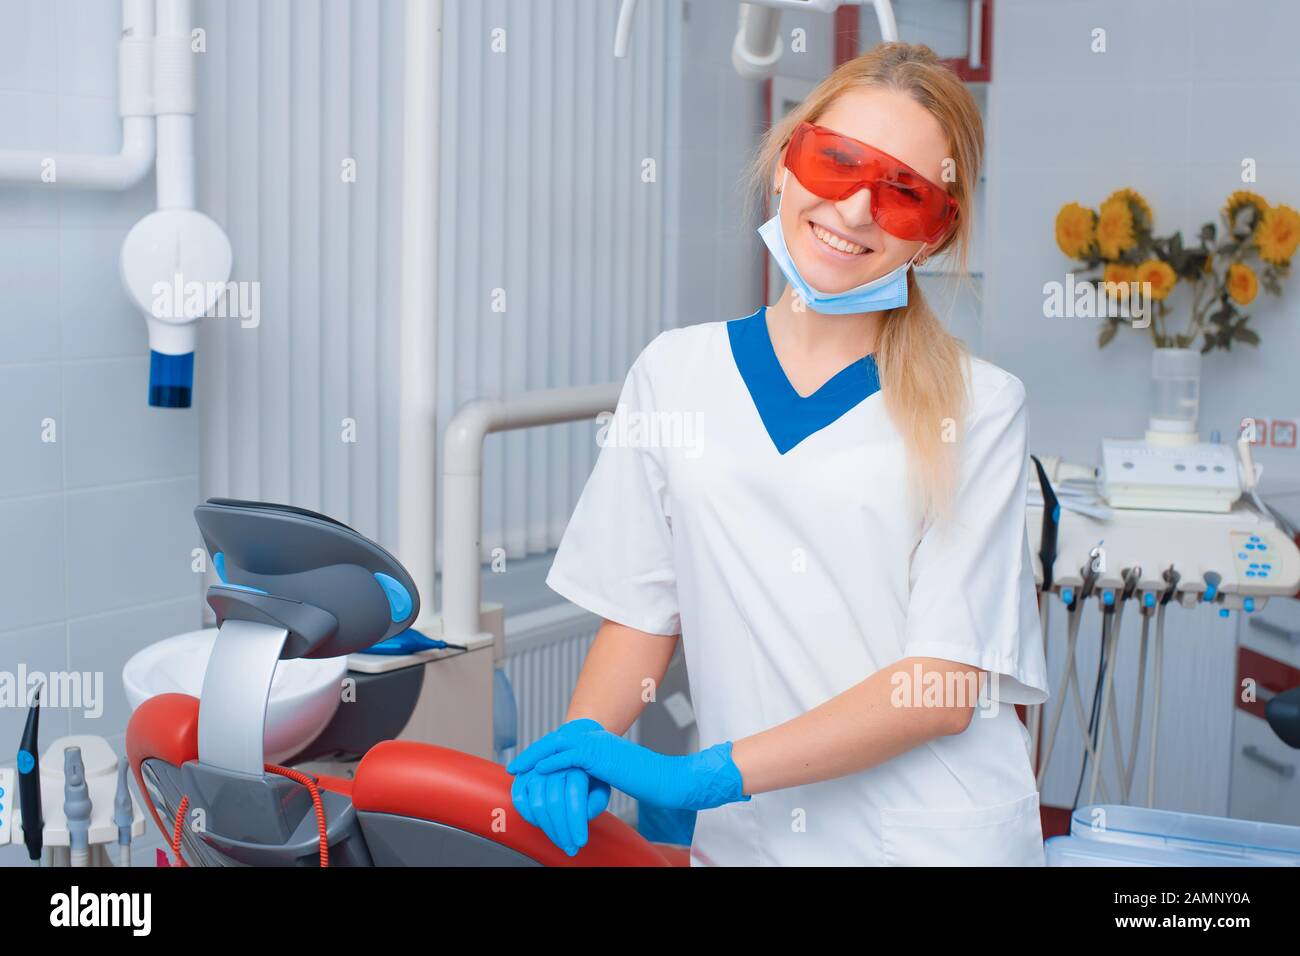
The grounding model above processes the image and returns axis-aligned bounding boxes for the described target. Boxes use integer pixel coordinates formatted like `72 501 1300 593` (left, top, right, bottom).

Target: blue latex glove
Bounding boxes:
507 718 750 813
509 764 610 857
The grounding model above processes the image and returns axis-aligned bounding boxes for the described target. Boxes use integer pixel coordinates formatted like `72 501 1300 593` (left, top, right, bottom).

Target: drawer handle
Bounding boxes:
1242 745 1296 779
1248 618 1300 645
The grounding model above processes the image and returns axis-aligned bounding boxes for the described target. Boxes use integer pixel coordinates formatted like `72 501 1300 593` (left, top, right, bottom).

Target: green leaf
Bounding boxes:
1234 325 1260 345
1200 222 1216 243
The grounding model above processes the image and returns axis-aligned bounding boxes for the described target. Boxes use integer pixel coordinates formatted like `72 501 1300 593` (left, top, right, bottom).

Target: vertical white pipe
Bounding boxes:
154 0 197 210
399 0 442 630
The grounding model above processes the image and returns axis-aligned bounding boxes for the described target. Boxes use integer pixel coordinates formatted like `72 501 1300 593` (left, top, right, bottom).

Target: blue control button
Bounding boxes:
1245 598 1256 613
1246 571 1257 577
1103 590 1115 607
1258 544 1268 551
1245 543 1257 550
214 551 227 582
1239 552 1249 560
1204 584 1217 601
1263 563 1272 570
1061 588 1074 605
1249 535 1261 543
374 572 413 623
1219 608 1230 618
1249 563 1259 569
17 750 34 774
1144 593 1155 608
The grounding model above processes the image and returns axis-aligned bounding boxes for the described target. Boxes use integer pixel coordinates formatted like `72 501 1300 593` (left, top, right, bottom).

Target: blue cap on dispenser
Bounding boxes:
149 351 194 408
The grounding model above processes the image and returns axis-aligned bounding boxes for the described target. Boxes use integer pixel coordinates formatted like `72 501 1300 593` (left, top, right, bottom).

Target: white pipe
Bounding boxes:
613 0 638 57
441 384 621 654
399 0 443 632
0 0 155 188
732 4 784 80
869 0 900 43
154 0 196 210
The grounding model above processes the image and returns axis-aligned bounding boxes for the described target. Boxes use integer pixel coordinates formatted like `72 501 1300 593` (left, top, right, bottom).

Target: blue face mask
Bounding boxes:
758 169 921 315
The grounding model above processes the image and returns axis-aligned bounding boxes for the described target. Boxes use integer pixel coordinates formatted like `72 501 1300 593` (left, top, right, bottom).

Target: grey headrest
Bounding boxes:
195 499 421 659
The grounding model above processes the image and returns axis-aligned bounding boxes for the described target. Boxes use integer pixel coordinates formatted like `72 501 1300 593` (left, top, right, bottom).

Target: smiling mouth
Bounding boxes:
809 221 872 256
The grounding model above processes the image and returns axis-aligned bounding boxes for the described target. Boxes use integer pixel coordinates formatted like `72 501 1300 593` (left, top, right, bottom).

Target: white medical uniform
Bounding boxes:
546 306 1049 866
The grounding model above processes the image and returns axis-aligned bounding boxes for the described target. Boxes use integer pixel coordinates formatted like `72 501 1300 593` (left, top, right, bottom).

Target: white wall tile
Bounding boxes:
0 226 59 362
58 227 146 360
63 478 202 619
63 357 198 488
67 596 202 738
0 365 62 498
0 495 66 632
0 0 58 94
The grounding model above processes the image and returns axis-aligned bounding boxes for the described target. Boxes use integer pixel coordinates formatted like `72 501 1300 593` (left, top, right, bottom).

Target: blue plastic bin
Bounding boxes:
1066 804 1300 866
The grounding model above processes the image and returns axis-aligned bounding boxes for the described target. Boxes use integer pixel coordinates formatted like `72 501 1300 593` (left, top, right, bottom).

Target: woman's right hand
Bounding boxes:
510 763 611 857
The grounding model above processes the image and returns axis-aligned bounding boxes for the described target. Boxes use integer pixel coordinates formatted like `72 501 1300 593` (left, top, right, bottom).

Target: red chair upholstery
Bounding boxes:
126 694 681 866
353 739 672 866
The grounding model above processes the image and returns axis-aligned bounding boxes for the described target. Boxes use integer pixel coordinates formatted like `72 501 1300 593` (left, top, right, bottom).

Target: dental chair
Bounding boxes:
127 498 685 866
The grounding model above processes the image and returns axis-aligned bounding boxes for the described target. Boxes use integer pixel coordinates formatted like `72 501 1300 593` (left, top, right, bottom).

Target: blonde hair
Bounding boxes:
741 42 983 522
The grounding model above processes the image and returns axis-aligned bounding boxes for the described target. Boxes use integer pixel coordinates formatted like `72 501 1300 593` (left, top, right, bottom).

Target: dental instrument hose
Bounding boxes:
1086 604 1121 806
1145 567 1177 808
1147 601 1167 808
1035 595 1082 788
1073 603 1113 810
1122 608 1152 802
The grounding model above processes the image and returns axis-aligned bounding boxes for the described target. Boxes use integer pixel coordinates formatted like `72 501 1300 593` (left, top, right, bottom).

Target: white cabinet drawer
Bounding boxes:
1229 707 1300 827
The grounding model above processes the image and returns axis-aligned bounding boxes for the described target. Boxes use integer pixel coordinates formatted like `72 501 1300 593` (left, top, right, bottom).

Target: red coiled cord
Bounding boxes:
265 764 329 867
170 795 190 867
167 766 329 868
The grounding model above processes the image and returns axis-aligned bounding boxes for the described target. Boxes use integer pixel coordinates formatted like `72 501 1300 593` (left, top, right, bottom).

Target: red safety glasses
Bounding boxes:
783 121 958 243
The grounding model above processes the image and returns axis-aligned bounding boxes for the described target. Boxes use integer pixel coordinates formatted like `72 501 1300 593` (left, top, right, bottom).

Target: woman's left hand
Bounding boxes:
507 718 750 812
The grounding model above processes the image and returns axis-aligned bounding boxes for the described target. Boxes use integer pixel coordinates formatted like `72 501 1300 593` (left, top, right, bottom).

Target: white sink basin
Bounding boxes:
123 628 348 764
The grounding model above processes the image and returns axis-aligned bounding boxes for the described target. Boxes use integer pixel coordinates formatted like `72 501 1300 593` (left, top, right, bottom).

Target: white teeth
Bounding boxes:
812 224 867 255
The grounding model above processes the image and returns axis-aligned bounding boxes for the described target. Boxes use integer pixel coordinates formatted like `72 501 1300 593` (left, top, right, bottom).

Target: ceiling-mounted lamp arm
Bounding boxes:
614 0 899 74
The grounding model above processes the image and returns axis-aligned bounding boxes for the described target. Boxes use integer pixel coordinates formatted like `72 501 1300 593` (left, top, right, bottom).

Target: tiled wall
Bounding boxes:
984 0 1300 483
0 0 203 864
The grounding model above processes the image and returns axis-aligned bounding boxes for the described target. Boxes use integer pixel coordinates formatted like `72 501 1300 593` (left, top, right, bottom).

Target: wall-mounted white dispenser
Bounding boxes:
120 209 232 408
0 0 231 409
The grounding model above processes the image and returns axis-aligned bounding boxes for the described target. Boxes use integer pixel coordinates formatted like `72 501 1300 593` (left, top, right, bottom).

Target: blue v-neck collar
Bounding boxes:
727 306 880 455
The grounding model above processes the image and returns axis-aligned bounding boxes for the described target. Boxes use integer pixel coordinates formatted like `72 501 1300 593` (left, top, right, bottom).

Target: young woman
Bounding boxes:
508 42 1049 866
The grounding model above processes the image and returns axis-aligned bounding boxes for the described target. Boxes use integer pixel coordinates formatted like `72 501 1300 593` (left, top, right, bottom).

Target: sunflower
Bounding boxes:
1256 204 1300 265
1102 262 1137 295
1227 262 1258 305
1224 190 1269 237
1136 259 1177 300
1105 188 1153 230
1096 197 1136 259
1055 203 1096 258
